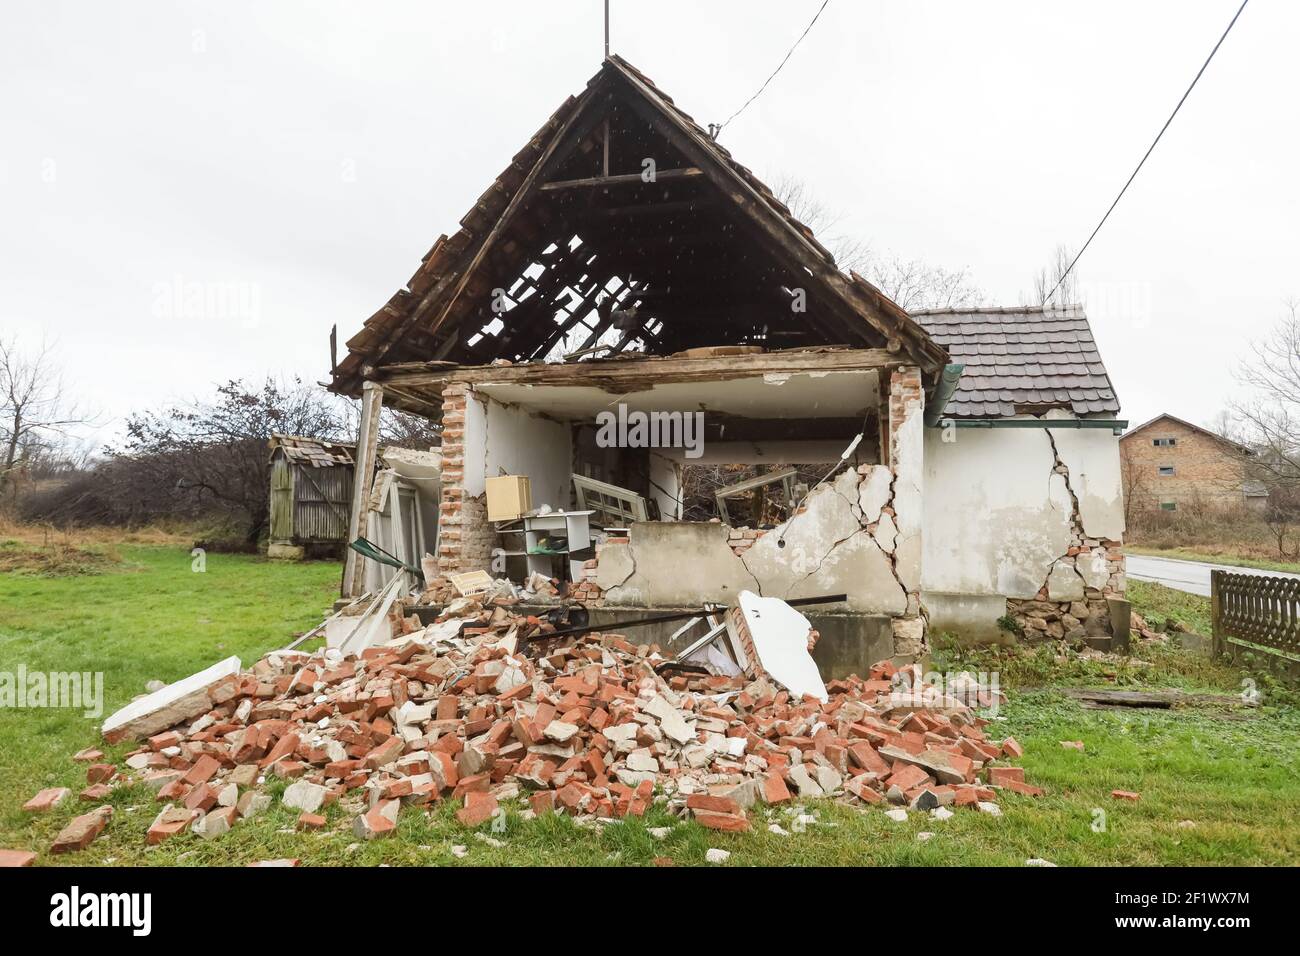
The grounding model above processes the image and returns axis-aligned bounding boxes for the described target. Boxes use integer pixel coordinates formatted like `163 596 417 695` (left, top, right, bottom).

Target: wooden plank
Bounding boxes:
376 347 897 391
605 63 945 370
1061 689 1176 708
425 91 616 343
540 167 703 191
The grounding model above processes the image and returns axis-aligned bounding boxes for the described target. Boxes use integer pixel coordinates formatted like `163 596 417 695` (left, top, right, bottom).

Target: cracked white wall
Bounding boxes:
921 418 1124 600
598 368 925 618
598 465 911 613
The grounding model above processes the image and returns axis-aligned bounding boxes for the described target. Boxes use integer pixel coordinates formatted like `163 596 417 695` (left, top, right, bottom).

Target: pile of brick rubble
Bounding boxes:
20 582 1038 857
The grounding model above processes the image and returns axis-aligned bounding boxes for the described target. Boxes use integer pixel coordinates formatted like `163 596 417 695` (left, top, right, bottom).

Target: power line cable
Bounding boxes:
1045 0 1249 304
710 0 831 138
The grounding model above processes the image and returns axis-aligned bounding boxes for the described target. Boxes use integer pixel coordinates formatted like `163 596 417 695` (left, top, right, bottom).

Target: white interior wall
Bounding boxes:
648 452 682 520
463 393 573 510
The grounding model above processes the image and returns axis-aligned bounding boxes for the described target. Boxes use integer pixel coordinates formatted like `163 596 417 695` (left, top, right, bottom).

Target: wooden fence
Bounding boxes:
1211 569 1300 667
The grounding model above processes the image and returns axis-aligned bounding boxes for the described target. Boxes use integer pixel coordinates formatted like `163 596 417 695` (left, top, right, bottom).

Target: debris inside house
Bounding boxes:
48 577 1031 855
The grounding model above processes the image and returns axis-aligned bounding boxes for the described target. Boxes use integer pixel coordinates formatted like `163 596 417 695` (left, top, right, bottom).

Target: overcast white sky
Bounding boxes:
3 0 1296 449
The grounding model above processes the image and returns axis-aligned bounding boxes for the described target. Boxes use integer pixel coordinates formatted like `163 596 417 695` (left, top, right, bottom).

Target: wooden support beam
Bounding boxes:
377 348 900 392
540 167 703 191
425 89 615 345
342 381 384 598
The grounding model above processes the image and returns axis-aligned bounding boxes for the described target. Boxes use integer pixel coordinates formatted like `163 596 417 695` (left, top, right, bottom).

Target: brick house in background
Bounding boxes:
1120 413 1266 514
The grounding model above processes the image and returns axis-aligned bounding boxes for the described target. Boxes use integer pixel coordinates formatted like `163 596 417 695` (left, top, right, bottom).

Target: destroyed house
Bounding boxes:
329 57 1129 666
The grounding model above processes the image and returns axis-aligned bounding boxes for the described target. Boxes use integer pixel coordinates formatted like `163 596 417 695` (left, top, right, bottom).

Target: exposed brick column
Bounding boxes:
887 366 923 468
436 384 469 575
887 366 927 659
436 384 494 576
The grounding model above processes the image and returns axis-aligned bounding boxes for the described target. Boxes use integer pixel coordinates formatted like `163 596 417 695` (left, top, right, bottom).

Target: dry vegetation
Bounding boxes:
1125 506 1300 571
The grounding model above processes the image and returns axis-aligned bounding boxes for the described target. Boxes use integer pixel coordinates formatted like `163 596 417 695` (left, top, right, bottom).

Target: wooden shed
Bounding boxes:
267 434 357 559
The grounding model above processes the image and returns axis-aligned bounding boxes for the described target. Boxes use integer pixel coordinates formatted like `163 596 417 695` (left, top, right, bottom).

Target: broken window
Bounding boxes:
572 474 650 526
1158 465 1175 476
713 467 799 526
1153 437 1176 447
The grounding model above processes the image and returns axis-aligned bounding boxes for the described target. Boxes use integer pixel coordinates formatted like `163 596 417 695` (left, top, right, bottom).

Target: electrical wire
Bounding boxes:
1044 0 1250 304
710 0 831 137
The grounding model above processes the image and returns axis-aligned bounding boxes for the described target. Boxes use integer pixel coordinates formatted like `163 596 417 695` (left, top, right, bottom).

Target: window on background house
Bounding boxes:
1153 437 1176 447
1160 501 1177 511
1158 465 1175 476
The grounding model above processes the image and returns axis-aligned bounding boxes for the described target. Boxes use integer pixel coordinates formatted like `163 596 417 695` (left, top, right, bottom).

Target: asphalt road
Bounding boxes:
1126 554 1300 596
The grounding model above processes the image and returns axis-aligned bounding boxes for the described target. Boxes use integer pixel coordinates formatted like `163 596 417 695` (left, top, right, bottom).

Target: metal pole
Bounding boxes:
604 0 609 58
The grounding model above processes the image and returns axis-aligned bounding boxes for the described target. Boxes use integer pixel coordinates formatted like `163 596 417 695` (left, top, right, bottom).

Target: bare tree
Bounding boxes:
1032 244 1082 309
1119 439 1151 528
1231 301 1300 484
114 377 347 543
1228 300 1300 556
862 256 985 313
379 407 443 450
773 176 983 312
0 337 94 498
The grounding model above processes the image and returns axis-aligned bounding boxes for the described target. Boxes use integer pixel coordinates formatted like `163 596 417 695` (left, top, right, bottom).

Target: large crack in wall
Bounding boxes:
1006 428 1126 641
592 456 918 621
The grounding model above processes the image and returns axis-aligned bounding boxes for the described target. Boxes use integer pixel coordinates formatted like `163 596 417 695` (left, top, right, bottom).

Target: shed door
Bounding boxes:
269 457 294 543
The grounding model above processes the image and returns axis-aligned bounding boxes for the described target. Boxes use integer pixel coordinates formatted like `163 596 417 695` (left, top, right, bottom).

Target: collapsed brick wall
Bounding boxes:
570 534 628 603
1005 431 1126 640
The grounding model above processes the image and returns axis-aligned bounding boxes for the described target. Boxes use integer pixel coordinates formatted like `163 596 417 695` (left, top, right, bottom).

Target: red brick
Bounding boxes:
456 791 499 827
762 771 793 804
1111 789 1140 802
86 763 117 784
0 849 37 867
147 806 196 845
23 787 70 812
364 736 404 770
686 793 742 815
884 764 931 792
529 791 556 816
183 755 221 786
987 766 1025 787
693 809 751 833
50 806 113 854
259 733 301 768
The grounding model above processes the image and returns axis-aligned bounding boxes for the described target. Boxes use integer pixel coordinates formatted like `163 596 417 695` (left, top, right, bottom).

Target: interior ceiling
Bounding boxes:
474 369 880 421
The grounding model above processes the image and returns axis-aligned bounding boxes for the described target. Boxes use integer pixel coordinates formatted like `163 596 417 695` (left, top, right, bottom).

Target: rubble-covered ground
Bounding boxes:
2 546 1299 866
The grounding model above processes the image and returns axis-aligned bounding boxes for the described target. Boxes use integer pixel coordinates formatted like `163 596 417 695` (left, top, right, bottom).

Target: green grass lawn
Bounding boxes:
1126 579 1214 637
2 545 1298 866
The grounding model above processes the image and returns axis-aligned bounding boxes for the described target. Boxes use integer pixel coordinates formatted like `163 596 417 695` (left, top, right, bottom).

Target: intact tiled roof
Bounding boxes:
1120 413 1253 455
912 305 1120 419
